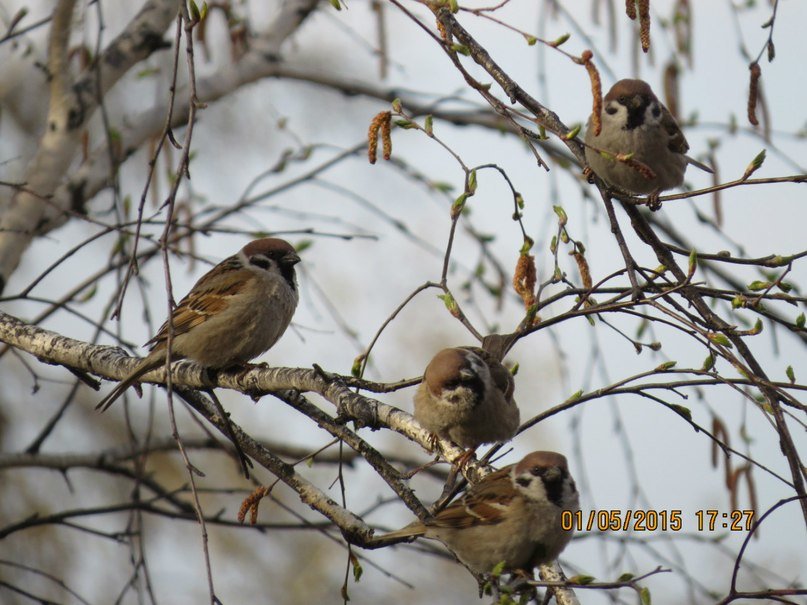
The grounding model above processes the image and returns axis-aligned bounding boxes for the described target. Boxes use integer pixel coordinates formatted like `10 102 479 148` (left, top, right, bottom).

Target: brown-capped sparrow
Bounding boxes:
414 346 520 461
585 78 712 206
381 451 579 574
96 238 300 411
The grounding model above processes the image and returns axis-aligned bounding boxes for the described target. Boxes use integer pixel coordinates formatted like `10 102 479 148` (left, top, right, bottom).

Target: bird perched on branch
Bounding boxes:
96 238 300 411
381 451 579 574
585 78 712 208
414 346 520 464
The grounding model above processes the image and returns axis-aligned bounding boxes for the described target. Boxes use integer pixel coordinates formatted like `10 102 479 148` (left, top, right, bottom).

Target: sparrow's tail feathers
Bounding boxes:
95 360 159 412
377 522 427 543
686 155 714 174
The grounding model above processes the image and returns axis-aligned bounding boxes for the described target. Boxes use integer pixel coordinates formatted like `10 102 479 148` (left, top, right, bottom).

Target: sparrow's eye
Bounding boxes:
618 95 627 104
542 467 563 484
516 477 532 488
250 256 271 270
605 106 617 115
651 105 661 118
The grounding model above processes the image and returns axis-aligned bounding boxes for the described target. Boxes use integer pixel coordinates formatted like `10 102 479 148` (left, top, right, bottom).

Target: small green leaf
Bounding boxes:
450 43 470 55
747 281 770 291
565 389 583 403
553 205 568 226
430 181 453 193
329 0 342 9
565 124 581 140
671 404 692 420
550 236 558 254
640 586 652 605
294 239 314 253
655 361 677 371
524 34 537 45
551 33 570 47
451 193 468 218
520 237 534 255
351 553 363 582
78 284 97 302
688 249 698 276
391 98 402 113
797 313 805 328
742 149 766 180
636 318 648 339
188 0 200 21
468 169 477 194
509 362 519 376
394 119 416 129
515 192 524 209
701 354 715 371
568 574 595 585
351 355 365 378
437 292 459 317
616 573 635 582
708 333 732 347
786 365 796 384
490 560 506 577
424 115 433 135
448 0 459 12
135 67 160 79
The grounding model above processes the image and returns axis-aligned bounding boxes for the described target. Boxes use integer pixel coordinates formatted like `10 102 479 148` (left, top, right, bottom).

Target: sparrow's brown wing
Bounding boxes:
661 105 714 173
661 105 690 155
144 257 248 351
431 466 516 528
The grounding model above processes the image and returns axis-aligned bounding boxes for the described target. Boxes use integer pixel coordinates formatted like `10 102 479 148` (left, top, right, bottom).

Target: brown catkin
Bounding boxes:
747 62 761 126
663 62 679 120
581 50 603 136
380 114 392 160
512 254 537 309
367 111 391 164
638 0 651 52
572 252 592 290
626 0 637 20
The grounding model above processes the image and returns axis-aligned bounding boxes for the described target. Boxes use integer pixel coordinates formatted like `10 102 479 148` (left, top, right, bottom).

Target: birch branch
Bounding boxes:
0 0 176 293
0 308 475 473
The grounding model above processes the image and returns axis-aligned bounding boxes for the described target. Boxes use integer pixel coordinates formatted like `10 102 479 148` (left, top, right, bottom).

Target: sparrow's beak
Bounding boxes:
283 251 302 266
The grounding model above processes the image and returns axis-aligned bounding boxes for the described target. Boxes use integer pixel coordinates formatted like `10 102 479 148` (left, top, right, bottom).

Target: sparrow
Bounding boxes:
584 78 712 205
96 238 300 411
414 346 520 460
381 451 579 574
